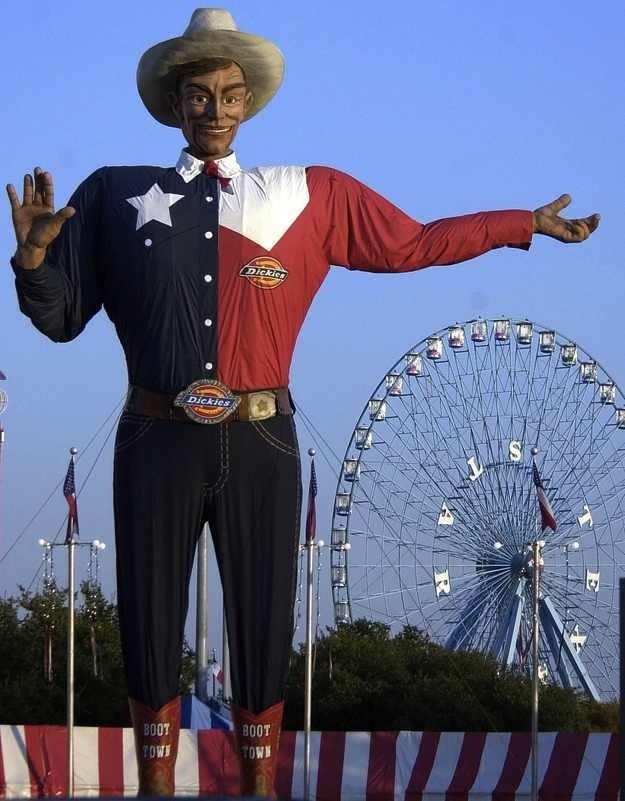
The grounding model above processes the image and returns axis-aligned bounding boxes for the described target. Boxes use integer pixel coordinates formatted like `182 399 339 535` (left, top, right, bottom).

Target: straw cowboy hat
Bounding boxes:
137 8 285 127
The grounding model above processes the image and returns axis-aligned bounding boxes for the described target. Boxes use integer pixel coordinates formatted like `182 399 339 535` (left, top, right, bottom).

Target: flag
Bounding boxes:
532 463 556 531
305 457 317 543
211 662 224 685
63 457 79 543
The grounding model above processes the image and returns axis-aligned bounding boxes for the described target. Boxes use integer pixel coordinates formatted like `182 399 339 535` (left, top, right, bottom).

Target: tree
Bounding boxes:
283 620 618 732
0 585 194 726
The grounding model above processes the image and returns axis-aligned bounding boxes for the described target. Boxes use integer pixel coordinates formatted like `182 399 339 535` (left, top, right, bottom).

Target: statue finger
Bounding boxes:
6 183 21 213
550 193 571 213
41 171 55 210
22 173 34 205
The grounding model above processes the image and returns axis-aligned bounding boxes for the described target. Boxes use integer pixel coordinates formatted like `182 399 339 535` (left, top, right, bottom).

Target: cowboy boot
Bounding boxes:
128 695 181 796
231 700 284 798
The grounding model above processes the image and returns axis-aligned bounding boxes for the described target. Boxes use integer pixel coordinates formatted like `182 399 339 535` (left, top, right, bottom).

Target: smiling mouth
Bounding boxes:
198 126 232 135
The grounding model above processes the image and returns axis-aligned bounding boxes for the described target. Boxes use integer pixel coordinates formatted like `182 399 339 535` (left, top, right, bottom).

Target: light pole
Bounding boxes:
37 533 106 798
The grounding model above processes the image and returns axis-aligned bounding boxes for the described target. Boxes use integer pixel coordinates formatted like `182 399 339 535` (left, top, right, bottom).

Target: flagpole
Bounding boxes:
195 522 209 702
530 537 540 801
66 446 78 799
529 447 550 801
304 561 315 796
303 449 323 801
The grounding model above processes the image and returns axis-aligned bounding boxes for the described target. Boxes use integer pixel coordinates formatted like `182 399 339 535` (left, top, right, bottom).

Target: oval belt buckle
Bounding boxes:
174 379 240 424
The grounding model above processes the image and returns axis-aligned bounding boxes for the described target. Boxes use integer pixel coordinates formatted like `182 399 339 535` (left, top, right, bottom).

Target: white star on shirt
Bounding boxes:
126 183 184 230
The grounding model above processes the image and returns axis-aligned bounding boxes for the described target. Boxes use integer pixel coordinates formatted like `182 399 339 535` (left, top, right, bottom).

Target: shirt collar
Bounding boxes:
175 149 241 184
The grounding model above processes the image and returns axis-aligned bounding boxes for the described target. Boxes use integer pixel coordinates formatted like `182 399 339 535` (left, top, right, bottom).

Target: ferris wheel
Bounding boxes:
330 317 625 700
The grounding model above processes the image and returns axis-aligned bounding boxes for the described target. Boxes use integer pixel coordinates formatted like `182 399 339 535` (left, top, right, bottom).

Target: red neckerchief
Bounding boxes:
203 161 231 189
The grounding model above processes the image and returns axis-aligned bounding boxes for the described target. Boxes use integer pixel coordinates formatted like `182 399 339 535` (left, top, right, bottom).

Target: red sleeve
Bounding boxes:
306 166 533 273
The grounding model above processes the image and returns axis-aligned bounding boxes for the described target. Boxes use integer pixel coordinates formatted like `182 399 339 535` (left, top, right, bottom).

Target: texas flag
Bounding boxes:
211 662 224 685
532 463 557 532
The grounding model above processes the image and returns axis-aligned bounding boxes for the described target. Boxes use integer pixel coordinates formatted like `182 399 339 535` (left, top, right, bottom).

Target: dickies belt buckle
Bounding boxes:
174 380 240 424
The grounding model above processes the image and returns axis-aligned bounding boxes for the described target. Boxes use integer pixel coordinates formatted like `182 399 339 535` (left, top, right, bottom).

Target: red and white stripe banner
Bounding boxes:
0 727 619 799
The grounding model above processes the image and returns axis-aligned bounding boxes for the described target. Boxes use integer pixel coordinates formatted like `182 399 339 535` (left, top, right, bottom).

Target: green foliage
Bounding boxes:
0 584 195 726
283 620 618 732
1 590 617 732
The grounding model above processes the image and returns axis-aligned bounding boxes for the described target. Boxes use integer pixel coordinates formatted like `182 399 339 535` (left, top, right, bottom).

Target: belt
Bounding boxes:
125 385 293 424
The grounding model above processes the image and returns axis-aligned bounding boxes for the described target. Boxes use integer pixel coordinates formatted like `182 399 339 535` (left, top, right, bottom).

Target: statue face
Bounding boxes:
170 63 252 160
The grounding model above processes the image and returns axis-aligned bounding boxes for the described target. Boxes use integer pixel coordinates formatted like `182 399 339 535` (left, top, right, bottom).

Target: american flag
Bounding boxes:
532 463 556 532
63 456 79 543
305 457 318 543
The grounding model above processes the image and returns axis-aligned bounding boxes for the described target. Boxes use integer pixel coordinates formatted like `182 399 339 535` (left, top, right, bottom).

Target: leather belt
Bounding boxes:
125 385 293 424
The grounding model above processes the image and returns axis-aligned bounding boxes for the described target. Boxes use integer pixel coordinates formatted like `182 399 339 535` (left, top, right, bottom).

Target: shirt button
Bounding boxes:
204 318 212 327
205 196 214 203
204 274 212 283
205 362 213 370
204 231 213 239
144 238 152 247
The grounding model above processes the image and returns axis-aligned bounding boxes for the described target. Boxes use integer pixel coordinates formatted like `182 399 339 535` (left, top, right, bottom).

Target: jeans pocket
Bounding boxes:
251 417 298 456
114 413 155 454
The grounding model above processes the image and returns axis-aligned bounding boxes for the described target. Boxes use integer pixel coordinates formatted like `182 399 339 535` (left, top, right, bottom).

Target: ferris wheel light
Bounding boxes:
539 330 556 353
385 373 403 395
448 325 465 349
561 344 577 365
37 538 48 547
516 321 533 345
494 319 510 342
92 539 100 548
580 361 597 384
355 428 373 449
426 337 443 360
343 458 361 482
493 541 503 550
405 353 424 376
616 409 625 429
471 319 488 342
570 541 580 550
599 382 616 405
368 398 387 421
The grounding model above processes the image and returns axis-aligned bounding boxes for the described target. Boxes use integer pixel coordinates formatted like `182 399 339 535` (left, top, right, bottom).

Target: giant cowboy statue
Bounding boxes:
7 8 599 798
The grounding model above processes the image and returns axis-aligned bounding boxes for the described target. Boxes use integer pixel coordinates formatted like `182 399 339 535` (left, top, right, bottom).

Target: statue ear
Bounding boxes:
167 91 183 125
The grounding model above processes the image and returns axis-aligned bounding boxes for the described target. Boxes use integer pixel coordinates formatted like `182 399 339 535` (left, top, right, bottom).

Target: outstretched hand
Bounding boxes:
533 195 599 243
6 168 75 269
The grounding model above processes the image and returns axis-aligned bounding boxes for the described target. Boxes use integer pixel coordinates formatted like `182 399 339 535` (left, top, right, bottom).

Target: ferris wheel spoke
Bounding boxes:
424 357 506 515
444 577 514 651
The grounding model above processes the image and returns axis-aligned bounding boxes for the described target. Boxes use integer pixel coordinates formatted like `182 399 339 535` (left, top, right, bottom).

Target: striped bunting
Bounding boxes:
0 726 619 799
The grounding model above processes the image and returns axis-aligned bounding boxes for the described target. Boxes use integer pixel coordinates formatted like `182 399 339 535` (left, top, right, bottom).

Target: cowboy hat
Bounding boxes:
137 8 285 127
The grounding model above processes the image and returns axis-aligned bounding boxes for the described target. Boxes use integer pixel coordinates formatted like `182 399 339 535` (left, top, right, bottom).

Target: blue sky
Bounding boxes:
1 0 624 659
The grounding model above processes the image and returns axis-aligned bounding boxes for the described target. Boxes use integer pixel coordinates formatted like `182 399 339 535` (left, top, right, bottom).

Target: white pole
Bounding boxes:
66 447 78 799
303 535 316 801
222 606 231 700
530 539 540 801
196 523 209 701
